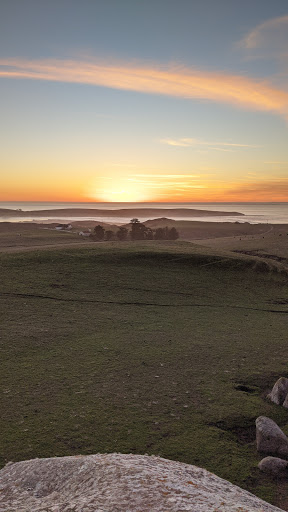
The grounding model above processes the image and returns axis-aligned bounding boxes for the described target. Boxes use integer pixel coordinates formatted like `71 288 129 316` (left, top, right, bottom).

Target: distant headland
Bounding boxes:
0 207 244 218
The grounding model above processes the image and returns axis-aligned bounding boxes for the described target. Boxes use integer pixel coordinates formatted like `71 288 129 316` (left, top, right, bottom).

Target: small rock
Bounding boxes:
256 416 288 458
258 456 288 477
267 377 288 406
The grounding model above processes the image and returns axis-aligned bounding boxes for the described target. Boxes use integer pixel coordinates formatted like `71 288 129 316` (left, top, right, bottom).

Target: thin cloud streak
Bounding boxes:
161 137 261 148
127 175 203 189
127 174 203 189
1 57 288 115
132 174 200 178
211 147 232 152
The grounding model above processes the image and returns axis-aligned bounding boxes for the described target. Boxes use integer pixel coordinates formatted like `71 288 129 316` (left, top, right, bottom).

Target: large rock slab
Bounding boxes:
0 453 283 511
258 456 288 477
267 377 288 406
256 416 288 458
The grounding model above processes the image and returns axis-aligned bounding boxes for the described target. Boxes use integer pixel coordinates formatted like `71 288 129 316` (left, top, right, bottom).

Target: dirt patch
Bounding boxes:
234 384 258 394
233 249 288 264
208 417 256 445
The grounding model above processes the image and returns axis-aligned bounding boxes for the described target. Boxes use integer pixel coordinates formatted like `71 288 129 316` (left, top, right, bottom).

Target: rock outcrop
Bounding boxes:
256 416 288 458
258 456 288 477
0 453 283 511
267 377 288 406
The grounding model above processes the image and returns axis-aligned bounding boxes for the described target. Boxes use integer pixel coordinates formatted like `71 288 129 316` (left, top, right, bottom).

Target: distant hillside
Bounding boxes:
0 207 244 218
142 218 272 240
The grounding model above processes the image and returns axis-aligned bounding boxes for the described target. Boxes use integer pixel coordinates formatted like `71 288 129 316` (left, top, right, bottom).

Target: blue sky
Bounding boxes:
0 0 287 202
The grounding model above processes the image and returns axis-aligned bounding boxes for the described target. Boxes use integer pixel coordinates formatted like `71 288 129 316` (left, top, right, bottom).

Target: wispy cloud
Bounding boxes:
1 57 288 116
161 137 260 149
239 14 288 79
240 15 288 50
127 174 203 190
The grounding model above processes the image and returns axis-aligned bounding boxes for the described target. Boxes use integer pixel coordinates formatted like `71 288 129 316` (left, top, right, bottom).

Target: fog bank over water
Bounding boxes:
0 202 287 224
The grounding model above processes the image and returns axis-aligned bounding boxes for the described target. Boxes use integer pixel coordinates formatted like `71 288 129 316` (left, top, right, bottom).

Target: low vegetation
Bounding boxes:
0 241 287 507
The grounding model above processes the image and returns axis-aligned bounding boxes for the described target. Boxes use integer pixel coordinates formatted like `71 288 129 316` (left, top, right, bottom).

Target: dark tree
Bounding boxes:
168 227 179 240
105 230 114 241
130 218 148 240
116 226 128 241
129 219 179 241
153 226 179 240
93 225 105 241
145 227 154 240
154 227 165 240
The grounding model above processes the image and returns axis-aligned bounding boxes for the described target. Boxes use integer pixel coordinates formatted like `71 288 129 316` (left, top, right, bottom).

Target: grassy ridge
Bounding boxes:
0 241 288 505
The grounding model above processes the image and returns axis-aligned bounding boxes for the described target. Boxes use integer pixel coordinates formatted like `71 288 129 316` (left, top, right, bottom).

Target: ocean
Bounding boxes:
0 202 287 224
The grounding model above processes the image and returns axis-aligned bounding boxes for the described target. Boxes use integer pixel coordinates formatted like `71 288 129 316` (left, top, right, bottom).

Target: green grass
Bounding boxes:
0 224 83 249
0 241 288 506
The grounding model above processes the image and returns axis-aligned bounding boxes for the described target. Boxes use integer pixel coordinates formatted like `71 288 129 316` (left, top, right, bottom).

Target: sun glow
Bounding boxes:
83 173 288 203
88 177 152 202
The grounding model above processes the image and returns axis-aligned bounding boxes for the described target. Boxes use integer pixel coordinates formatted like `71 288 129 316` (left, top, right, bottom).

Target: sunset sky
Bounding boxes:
1 0 287 202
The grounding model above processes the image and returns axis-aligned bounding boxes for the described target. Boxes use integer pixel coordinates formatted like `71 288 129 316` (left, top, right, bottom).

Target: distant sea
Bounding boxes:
0 202 287 224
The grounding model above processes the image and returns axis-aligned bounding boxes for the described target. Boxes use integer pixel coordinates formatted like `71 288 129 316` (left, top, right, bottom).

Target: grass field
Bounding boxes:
0 240 288 507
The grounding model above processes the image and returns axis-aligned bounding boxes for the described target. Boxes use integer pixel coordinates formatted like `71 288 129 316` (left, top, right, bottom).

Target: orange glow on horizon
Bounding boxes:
83 175 288 203
1 174 287 203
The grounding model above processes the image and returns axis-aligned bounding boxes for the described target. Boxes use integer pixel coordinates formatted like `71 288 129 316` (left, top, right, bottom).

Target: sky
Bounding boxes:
0 0 288 203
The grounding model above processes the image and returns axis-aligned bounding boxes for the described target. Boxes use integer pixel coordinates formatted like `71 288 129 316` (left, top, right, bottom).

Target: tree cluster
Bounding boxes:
129 218 179 240
92 219 179 242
